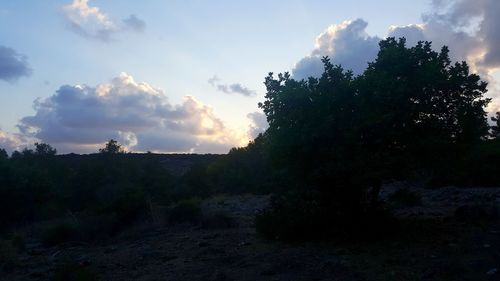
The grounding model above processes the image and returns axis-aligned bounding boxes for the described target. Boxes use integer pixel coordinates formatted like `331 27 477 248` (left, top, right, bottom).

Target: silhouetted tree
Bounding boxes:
257 38 491 240
0 148 7 160
99 139 125 154
356 37 490 199
491 112 500 139
34 142 57 156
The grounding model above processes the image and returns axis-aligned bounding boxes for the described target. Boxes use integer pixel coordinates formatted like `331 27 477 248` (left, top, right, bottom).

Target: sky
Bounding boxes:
1 0 499 154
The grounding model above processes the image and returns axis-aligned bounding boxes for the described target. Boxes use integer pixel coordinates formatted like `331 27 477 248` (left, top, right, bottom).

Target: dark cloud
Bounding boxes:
123 14 146 33
208 75 256 97
292 19 381 79
247 112 268 139
0 45 31 82
18 73 242 154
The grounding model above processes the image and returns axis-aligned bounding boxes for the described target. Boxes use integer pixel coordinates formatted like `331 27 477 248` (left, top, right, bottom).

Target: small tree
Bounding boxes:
99 139 125 154
34 142 57 156
0 148 7 160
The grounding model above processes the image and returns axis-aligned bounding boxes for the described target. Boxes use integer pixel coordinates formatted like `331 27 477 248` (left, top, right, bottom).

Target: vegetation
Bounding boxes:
1 37 500 245
256 38 493 240
388 188 422 207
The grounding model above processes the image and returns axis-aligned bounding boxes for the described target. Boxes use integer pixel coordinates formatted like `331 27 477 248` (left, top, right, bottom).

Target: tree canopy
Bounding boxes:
260 38 490 188
99 139 125 154
256 38 491 240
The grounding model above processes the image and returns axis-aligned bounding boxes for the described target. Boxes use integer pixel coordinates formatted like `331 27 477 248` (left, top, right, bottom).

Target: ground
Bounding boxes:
3 184 500 281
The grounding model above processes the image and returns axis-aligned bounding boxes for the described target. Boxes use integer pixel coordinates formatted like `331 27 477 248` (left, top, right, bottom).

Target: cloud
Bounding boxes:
0 129 27 154
388 0 500 111
123 14 146 33
0 45 31 82
292 1 500 111
18 73 244 154
247 112 268 139
427 0 500 71
208 75 256 97
292 19 381 79
63 0 146 41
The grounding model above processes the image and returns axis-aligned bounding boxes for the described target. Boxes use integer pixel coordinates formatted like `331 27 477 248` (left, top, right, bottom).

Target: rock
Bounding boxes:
202 233 221 240
161 255 178 262
211 271 232 281
260 269 277 276
198 241 210 247
29 271 46 278
454 205 489 222
141 251 163 259
486 268 497 275
104 246 116 254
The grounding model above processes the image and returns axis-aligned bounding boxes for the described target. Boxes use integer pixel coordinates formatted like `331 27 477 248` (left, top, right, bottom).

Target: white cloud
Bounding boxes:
388 0 500 112
63 0 146 41
0 129 28 154
18 73 244 154
293 19 381 79
247 112 268 139
292 0 500 112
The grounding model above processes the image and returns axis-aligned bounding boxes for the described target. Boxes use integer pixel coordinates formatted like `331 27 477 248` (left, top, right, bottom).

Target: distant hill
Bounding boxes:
57 153 223 176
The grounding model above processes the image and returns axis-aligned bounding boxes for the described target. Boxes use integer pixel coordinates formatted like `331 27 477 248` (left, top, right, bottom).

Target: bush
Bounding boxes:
388 188 422 207
201 211 236 229
255 196 322 241
0 240 18 272
256 193 394 242
77 214 117 241
167 198 202 224
53 262 99 281
42 221 79 246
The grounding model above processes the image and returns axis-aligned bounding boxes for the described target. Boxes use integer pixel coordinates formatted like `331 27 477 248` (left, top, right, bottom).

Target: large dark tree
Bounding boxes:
257 38 490 240
357 38 490 178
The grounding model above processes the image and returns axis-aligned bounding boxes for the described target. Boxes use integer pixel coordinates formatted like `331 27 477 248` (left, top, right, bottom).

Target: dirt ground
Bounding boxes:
3 186 500 281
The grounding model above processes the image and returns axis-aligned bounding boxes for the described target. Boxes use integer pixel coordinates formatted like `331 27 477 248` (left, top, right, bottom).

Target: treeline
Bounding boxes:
0 142 174 232
0 139 275 235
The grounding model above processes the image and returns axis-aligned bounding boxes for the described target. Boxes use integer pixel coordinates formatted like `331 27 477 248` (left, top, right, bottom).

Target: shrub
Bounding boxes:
53 262 99 281
0 240 18 272
201 211 236 229
167 198 202 224
255 197 322 241
256 193 394 242
42 221 79 246
388 188 422 207
10 231 25 252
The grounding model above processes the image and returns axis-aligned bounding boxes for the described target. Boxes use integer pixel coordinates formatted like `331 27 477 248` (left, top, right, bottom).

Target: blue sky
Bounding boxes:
1 0 499 153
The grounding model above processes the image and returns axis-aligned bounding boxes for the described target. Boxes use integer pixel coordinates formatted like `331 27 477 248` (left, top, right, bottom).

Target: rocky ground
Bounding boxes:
3 185 500 281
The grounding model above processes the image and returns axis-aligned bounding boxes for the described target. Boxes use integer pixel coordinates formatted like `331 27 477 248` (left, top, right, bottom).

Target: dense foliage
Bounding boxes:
256 38 493 240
